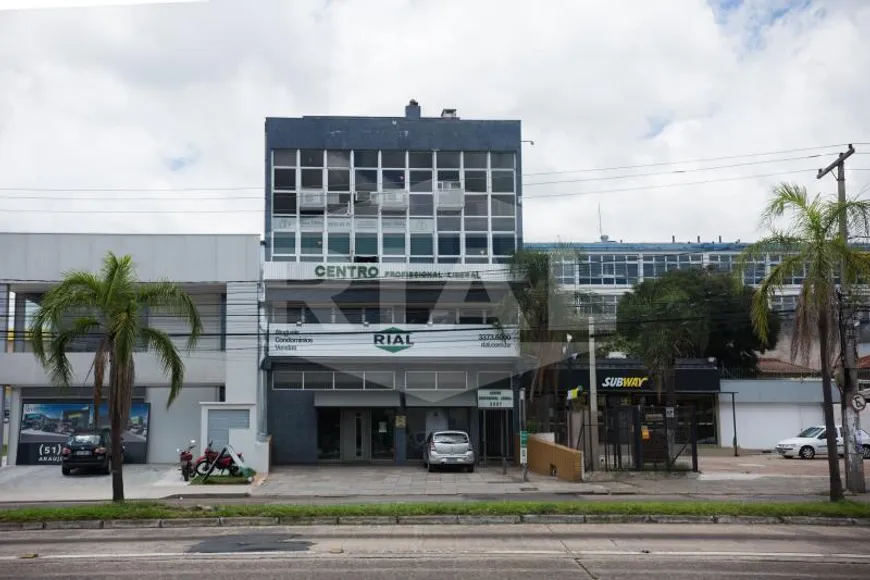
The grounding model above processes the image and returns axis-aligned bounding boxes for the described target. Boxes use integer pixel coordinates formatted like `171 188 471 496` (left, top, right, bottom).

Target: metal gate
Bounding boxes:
580 405 699 472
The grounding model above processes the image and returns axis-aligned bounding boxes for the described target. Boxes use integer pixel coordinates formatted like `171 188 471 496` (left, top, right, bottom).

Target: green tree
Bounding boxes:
29 252 203 502
741 183 870 502
616 283 709 404
618 268 780 374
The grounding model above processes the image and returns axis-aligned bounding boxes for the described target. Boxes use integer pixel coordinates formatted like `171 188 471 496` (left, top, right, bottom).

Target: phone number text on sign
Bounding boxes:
37 443 63 463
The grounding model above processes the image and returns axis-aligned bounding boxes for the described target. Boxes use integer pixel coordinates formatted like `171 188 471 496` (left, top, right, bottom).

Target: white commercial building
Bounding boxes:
0 233 268 472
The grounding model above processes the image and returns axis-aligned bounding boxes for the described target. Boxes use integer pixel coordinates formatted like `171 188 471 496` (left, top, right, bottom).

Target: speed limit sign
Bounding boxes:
851 393 867 412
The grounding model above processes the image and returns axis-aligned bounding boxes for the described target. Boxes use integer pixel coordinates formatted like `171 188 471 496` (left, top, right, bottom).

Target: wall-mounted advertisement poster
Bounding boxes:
16 400 151 465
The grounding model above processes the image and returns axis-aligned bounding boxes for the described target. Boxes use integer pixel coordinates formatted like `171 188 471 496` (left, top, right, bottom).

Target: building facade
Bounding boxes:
0 233 265 471
262 102 524 464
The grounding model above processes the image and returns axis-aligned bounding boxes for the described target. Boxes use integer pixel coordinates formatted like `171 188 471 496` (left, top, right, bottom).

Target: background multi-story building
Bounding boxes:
262 102 524 465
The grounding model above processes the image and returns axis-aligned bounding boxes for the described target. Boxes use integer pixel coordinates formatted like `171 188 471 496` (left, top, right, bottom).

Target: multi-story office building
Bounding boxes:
262 101 523 465
525 240 803 322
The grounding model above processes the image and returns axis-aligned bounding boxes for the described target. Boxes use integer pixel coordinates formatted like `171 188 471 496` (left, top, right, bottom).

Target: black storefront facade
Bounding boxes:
538 358 722 447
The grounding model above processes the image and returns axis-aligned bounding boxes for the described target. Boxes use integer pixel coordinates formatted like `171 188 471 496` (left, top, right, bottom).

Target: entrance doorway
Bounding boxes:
338 408 395 462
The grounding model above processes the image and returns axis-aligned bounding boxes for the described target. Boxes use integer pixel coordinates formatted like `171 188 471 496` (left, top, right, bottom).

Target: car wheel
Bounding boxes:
61 466 71 476
799 446 815 460
427 462 434 473
862 445 870 460
467 465 475 473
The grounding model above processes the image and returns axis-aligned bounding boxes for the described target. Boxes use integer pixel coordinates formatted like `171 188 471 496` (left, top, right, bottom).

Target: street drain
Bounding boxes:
188 533 313 554
520 487 539 491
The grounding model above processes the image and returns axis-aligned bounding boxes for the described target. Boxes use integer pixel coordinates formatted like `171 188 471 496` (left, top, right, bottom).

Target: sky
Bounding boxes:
0 0 869 243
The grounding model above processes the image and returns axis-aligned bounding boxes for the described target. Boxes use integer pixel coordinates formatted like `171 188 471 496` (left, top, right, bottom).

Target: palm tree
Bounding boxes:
29 252 203 502
505 249 582 433
741 183 870 502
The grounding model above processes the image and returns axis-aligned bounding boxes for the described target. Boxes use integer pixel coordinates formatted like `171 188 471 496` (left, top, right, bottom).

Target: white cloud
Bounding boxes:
0 0 868 242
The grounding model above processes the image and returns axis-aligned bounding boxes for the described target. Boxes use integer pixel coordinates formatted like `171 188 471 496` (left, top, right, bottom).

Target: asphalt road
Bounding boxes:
1 523 868 578
3 555 869 579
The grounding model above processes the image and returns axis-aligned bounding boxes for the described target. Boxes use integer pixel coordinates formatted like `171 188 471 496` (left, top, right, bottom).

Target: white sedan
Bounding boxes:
775 426 870 460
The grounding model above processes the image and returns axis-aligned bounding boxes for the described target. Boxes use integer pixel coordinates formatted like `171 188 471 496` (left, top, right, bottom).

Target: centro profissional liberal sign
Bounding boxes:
313 265 482 280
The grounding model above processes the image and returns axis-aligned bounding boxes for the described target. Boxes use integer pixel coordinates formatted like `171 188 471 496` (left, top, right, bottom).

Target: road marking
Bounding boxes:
3 550 870 563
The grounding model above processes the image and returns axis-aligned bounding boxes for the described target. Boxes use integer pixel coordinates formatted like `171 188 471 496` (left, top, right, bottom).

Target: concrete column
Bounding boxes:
394 418 406 465
224 282 259 404
0 284 8 352
7 388 21 466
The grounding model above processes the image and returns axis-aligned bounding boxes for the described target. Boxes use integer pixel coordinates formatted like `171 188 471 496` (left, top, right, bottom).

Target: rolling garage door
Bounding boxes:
207 409 250 450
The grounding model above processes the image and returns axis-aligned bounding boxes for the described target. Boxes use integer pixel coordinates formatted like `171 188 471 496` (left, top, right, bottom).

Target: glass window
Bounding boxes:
382 169 406 190
304 371 333 390
301 168 323 189
491 152 514 169
459 309 484 324
491 217 515 232
410 234 434 256
301 233 323 254
334 371 364 389
273 149 297 166
381 150 406 168
317 408 340 459
383 234 406 255
273 370 303 390
405 308 430 324
337 307 363 324
327 150 350 168
478 371 512 390
410 170 434 192
273 232 295 255
437 170 460 183
365 371 395 390
438 371 467 390
327 169 350 191
327 233 350 256
464 170 487 193
466 234 488 255
364 307 393 324
409 151 433 168
354 150 378 167
492 171 514 193
355 233 378 256
465 195 488 216
436 151 460 169
274 168 296 190
491 195 515 216
464 152 487 169
355 169 378 192
493 235 516 256
410 194 434 216
303 307 330 323
406 371 437 390
301 149 324 167
273 192 296 215
465 218 488 232
438 234 461 256
437 215 461 231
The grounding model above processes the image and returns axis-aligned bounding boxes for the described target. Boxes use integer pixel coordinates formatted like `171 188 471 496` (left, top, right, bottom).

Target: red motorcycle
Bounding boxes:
193 440 243 477
177 440 196 481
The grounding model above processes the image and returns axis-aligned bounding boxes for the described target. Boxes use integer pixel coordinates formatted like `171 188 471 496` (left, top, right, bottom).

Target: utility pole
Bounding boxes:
588 316 600 471
818 144 865 493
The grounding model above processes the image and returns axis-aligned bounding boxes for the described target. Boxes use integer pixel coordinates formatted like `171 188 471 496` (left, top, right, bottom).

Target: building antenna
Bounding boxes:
598 204 609 242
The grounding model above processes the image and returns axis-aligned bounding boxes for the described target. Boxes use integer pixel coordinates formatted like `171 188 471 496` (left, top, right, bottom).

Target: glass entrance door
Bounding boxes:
370 408 395 461
341 409 370 462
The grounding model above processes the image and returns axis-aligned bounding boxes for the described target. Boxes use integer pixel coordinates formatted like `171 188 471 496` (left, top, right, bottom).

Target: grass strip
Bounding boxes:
0 500 868 523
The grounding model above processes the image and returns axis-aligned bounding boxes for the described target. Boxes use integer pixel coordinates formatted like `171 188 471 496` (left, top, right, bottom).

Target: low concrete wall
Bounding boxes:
519 434 585 482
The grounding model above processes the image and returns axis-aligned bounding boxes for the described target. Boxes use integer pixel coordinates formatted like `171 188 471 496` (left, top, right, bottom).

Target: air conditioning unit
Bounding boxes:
435 181 464 209
299 191 325 209
379 191 408 209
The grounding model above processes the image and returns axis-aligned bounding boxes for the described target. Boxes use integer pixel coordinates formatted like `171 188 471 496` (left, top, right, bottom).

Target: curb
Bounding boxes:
0 514 867 531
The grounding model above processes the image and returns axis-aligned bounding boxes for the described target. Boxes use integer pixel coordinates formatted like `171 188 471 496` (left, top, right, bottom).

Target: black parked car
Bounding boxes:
61 431 123 476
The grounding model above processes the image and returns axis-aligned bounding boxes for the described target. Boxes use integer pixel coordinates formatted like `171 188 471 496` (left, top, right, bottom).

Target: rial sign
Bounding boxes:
268 324 519 358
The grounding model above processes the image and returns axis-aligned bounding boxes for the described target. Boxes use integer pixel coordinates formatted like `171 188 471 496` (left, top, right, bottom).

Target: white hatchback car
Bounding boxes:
775 426 870 460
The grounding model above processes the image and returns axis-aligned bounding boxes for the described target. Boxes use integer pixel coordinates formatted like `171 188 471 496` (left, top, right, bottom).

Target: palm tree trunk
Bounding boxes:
818 313 844 502
108 358 125 503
